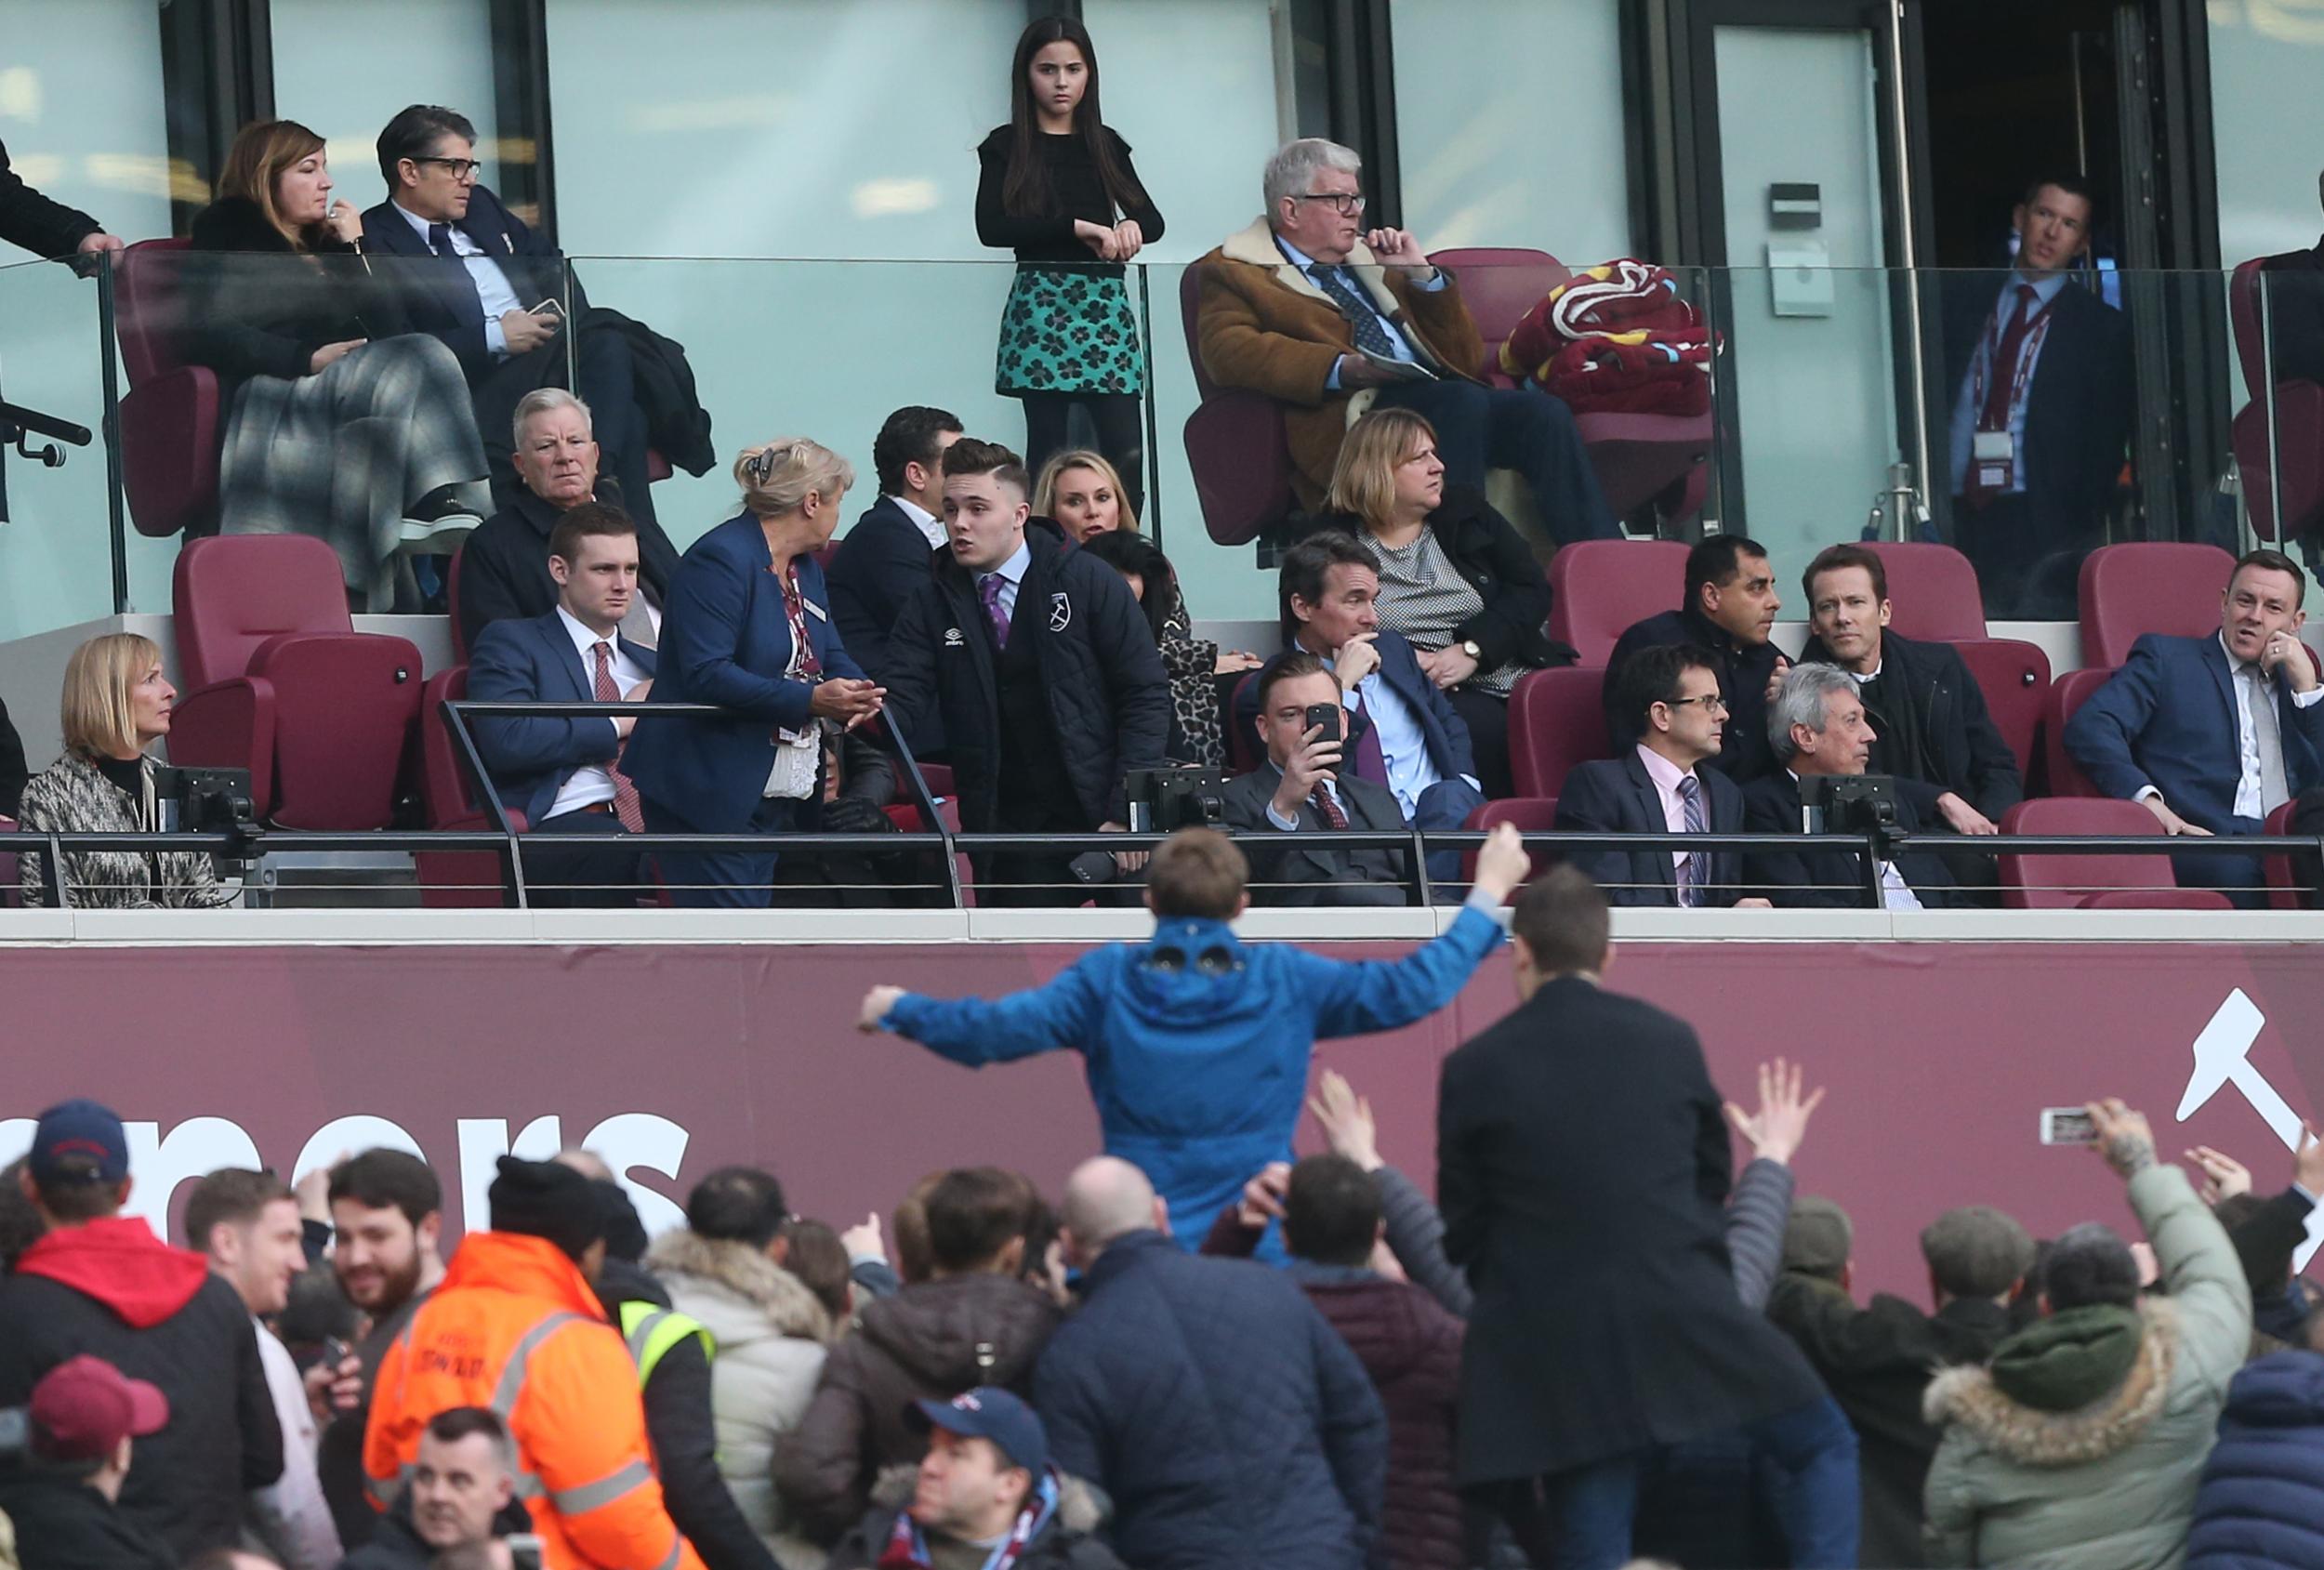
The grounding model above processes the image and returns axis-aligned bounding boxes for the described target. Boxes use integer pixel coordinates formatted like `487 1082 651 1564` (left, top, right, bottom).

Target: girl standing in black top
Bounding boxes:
977 17 1165 513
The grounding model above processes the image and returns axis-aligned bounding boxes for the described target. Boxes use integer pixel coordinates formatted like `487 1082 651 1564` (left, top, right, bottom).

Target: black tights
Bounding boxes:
1019 392 1145 518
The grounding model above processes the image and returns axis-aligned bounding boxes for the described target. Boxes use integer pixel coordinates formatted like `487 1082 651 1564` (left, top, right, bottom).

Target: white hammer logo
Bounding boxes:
2175 988 2324 1270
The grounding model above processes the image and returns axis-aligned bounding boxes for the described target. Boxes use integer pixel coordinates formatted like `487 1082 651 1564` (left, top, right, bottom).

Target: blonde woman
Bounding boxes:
17 634 232 909
1305 406 1559 795
186 119 488 609
1033 447 1137 545
622 440 886 907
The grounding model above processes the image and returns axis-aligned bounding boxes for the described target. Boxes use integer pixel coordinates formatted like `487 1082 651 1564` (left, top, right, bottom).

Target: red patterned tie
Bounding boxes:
1309 784 1350 829
592 640 645 833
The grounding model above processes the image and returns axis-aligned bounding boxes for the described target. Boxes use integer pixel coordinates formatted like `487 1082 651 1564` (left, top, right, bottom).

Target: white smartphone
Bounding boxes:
2039 1107 2097 1146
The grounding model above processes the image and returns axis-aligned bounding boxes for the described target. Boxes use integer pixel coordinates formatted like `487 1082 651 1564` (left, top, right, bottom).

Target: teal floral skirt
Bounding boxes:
995 265 1145 397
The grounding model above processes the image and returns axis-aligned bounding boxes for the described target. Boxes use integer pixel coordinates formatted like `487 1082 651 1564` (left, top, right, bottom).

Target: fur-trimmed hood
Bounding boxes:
866 1462 1111 1537
647 1229 834 1344
1923 1296 2180 1467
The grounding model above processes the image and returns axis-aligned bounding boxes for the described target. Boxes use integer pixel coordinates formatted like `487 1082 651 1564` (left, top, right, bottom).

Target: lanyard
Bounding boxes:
1971 293 2059 433
776 563 823 682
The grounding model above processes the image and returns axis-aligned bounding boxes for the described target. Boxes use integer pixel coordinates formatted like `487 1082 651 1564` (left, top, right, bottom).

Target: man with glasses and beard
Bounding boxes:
303 1150 446 1550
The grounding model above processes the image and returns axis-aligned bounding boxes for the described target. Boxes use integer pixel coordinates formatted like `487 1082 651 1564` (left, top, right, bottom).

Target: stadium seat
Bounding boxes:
1459 796 1560 893
1997 798 2231 910
1179 264 1298 548
1954 639 2051 783
114 238 222 539
0 816 17 910
1510 666 1612 798
167 534 424 830
2078 542 2236 667
1862 542 1987 640
1548 540 1688 666
2228 257 2324 545
2040 666 2114 798
2263 799 2311 912
412 666 524 908
1226 669 1263 774
1431 247 1710 524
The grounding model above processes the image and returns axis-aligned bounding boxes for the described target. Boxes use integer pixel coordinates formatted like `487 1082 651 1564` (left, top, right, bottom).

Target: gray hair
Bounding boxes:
1767 662 1856 760
511 387 593 452
1263 138 1362 218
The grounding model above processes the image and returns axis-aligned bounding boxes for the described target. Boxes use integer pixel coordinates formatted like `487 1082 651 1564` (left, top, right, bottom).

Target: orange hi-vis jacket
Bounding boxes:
363 1232 706 1570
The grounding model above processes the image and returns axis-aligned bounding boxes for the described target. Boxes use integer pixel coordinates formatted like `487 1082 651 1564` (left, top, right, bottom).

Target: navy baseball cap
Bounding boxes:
906 1388 1047 1473
30 1100 129 1185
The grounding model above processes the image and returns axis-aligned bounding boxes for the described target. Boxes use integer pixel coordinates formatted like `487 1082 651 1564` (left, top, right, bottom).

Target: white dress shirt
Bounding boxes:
1635 744 1698 884
391 200 527 359
545 606 645 820
892 494 945 549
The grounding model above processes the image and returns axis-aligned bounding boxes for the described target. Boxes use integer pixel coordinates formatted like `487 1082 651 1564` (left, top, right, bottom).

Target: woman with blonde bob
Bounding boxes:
185 118 489 610
1303 406 1560 796
16 634 232 909
622 439 886 907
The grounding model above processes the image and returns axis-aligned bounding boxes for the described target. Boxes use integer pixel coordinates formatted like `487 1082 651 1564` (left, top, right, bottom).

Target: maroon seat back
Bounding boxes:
2230 261 2324 541
1509 666 1611 798
2041 666 2117 799
175 534 355 690
1427 247 1569 382
447 542 471 664
1459 796 1562 893
1548 540 1688 667
115 237 222 539
1954 639 2051 782
1179 261 1296 547
2264 799 2307 911
115 238 196 386
1998 798 2226 910
417 666 481 825
2078 543 2236 668
1862 542 1987 640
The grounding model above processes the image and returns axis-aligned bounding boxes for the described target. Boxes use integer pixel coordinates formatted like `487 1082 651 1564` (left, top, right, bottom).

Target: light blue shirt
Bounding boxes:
976 539 1032 625
1346 671 1440 818
1274 235 1446 391
1948 270 2068 497
392 200 527 359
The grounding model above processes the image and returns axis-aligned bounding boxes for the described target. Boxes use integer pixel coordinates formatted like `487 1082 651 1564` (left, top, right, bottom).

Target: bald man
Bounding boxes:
1034 1157 1387 1570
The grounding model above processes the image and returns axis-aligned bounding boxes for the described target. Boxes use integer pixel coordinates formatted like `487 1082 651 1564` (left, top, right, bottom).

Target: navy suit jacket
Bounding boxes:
825 495 941 682
359 186 573 385
2065 632 2324 834
1234 628 1477 787
468 611 657 823
620 513 869 833
1554 750 1747 907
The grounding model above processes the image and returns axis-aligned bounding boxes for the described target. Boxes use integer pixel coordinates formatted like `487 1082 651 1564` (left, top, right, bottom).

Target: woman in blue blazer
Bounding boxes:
621 439 886 905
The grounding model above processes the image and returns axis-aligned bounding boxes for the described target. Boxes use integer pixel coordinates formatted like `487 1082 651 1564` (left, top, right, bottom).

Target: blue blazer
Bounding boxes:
1555 750 1748 906
468 612 657 823
358 186 573 385
1234 627 1478 784
2065 633 2324 833
620 512 868 833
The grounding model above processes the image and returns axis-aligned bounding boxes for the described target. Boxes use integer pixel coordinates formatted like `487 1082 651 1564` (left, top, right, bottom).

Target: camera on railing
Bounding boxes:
1800 774 1902 840
1068 767 1230 887
152 765 259 852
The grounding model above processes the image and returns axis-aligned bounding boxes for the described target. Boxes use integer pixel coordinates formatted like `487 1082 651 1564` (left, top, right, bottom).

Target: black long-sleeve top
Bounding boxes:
974 125 1165 272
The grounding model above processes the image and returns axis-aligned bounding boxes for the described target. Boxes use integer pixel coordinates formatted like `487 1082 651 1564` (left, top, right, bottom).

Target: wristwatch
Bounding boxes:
1459 640 1482 662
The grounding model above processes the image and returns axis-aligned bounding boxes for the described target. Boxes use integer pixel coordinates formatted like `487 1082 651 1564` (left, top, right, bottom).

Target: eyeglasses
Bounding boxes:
416 156 482 181
1664 694 1730 714
1292 191 1367 217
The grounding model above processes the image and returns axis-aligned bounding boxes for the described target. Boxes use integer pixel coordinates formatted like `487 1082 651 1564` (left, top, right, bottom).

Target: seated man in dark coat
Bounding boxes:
1557 643 1764 907
1796 544 2020 884
1605 535 1788 783
1223 652 1411 906
1743 664 1962 908
1036 1156 1389 1570
1767 1200 2029 1568
456 388 679 653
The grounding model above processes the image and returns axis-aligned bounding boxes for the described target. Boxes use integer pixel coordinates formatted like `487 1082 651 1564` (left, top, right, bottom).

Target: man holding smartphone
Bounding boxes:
1223 650 1414 904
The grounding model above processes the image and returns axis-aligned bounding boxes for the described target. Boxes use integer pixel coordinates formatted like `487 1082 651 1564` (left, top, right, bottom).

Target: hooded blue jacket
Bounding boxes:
2186 1349 2324 1569
883 903 1503 1247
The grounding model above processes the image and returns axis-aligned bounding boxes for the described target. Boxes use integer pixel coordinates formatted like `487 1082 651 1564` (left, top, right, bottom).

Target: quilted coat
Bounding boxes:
2185 1350 2324 1570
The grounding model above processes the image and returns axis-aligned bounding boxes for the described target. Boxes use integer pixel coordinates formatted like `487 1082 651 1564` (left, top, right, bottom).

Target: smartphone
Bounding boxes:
527 297 565 321
1303 703 1342 745
508 1534 545 1570
319 1336 353 1370
2039 1107 2097 1145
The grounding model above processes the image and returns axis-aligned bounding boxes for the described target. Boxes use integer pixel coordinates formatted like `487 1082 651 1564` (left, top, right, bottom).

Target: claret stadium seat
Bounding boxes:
1547 540 1687 667
1997 797 2231 911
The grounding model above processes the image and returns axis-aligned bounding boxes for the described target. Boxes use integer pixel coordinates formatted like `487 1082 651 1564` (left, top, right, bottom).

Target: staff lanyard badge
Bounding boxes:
1970 299 2056 495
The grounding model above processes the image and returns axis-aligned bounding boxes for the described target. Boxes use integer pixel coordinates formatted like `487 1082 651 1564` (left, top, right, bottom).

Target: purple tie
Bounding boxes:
1346 687 1390 786
978 573 1010 649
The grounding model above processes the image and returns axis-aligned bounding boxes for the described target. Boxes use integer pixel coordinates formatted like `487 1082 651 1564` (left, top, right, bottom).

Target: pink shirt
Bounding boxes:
1634 743 1697 880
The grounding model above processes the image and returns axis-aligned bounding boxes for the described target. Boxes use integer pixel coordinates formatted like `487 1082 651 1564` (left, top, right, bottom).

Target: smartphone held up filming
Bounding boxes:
2039 1107 2097 1145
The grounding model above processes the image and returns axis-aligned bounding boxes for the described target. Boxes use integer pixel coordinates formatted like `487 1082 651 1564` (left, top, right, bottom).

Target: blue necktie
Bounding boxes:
426 222 454 257
1308 264 1398 360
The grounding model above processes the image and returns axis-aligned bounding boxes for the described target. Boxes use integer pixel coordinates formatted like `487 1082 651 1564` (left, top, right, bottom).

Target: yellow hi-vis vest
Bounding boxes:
619 1300 715 1385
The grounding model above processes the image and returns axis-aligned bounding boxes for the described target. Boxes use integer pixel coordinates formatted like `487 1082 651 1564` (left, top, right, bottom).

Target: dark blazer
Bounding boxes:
1605 607 1785 783
620 513 867 833
0 693 26 818
0 137 101 259
1739 770 1961 908
1554 749 1747 906
1221 762 1409 905
455 484 680 653
1234 627 1478 793
825 495 942 682
184 197 411 408
358 186 572 385
467 609 657 823
882 521 1170 833
1297 485 1568 672
1938 272 2133 528
2066 631 2324 834
2259 236 2324 389
1437 975 1826 1483
1796 628 2024 825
